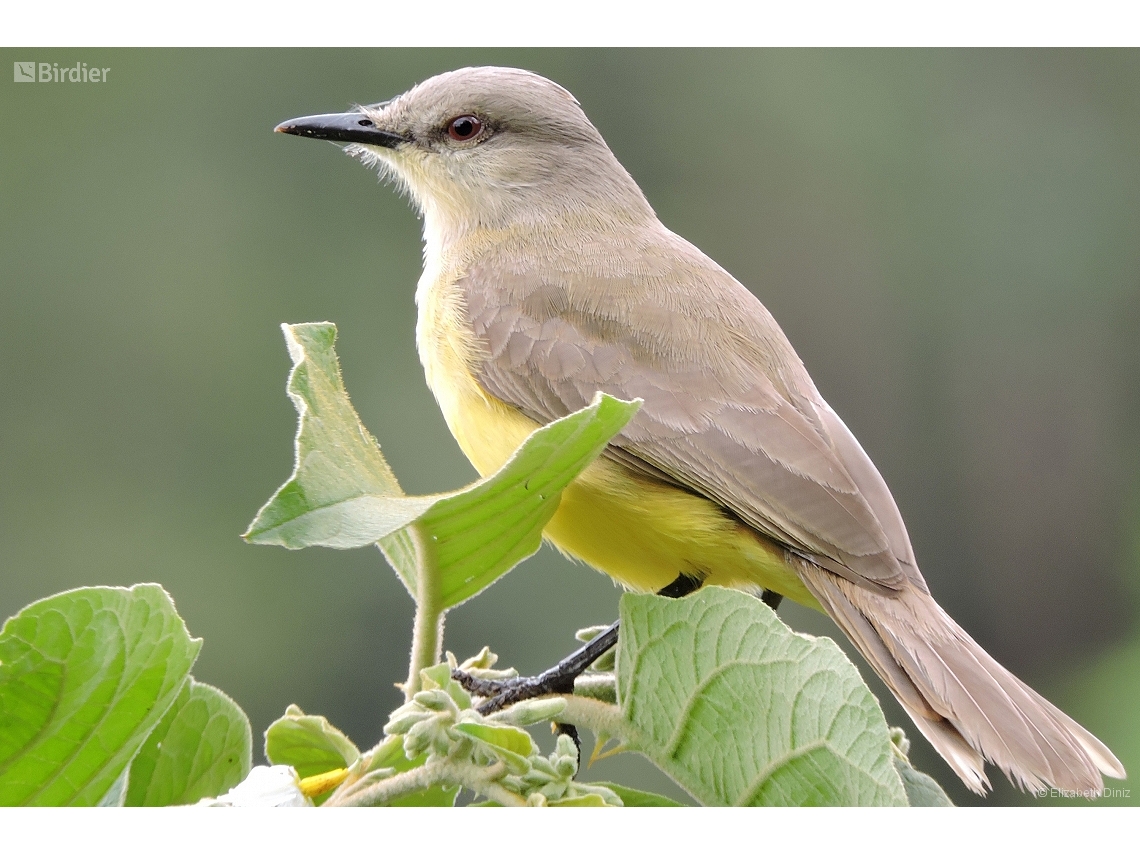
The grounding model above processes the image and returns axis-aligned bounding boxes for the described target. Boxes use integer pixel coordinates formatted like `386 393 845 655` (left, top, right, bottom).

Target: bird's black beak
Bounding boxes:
274 112 406 148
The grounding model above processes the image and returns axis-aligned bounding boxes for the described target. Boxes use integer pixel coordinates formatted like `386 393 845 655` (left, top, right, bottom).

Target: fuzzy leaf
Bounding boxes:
894 757 954 806
617 588 908 806
548 793 609 806
454 722 534 758
264 704 360 780
592 781 686 807
242 323 431 567
454 722 534 774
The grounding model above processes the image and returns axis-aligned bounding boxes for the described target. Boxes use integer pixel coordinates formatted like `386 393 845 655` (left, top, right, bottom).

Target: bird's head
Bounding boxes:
275 66 654 239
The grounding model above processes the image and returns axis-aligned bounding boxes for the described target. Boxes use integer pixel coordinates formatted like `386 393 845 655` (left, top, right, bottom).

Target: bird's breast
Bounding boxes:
416 267 541 477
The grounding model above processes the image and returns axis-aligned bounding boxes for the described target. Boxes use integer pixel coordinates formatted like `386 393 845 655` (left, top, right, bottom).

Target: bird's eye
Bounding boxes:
447 115 483 142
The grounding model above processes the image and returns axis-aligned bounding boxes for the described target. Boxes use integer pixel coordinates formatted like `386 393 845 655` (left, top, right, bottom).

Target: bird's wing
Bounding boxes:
460 254 923 594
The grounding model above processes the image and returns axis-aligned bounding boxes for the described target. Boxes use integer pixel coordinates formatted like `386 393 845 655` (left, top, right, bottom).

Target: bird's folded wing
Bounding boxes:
461 262 922 594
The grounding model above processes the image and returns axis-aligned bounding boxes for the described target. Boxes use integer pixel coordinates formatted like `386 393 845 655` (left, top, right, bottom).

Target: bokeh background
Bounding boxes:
2 48 1137 806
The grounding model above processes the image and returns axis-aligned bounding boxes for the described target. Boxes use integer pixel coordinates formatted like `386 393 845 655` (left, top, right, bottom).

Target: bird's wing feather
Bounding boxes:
460 253 921 593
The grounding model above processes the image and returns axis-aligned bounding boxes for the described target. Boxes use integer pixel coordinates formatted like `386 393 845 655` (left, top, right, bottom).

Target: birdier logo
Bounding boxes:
13 61 110 83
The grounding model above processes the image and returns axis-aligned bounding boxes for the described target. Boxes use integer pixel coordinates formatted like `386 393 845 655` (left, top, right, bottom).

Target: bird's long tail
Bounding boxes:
795 560 1125 795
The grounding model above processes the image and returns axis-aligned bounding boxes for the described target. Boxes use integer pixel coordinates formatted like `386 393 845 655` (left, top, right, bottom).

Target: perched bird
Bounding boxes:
276 66 1124 795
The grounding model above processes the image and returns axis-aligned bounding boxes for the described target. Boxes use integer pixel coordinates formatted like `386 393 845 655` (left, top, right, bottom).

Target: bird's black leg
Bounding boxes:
452 574 702 715
655 573 703 599
760 589 784 611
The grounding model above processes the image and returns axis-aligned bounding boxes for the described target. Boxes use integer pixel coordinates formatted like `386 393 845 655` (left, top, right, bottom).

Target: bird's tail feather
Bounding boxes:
796 560 1125 795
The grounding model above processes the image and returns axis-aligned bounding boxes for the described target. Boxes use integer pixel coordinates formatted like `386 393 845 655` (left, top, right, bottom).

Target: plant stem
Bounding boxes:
404 522 445 699
328 761 526 807
327 764 436 806
555 694 628 741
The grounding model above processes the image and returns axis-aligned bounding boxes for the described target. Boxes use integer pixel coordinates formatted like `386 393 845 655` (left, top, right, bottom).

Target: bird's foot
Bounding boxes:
761 589 784 610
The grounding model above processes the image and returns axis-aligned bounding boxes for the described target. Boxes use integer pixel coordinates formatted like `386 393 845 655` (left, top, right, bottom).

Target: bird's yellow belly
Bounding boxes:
427 352 818 610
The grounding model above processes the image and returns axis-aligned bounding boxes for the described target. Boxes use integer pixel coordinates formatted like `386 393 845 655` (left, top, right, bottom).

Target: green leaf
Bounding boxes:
422 392 639 610
98 767 130 807
616 588 908 806
453 722 533 775
894 757 954 806
243 323 433 562
453 722 534 759
368 736 459 807
591 782 685 807
0 584 201 806
125 678 252 806
888 727 953 806
246 322 640 609
377 527 419 600
548 793 610 806
264 704 360 780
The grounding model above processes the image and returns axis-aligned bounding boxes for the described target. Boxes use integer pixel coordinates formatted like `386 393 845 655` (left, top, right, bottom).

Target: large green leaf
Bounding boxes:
245 322 640 609
616 588 908 806
0 584 201 806
125 677 252 806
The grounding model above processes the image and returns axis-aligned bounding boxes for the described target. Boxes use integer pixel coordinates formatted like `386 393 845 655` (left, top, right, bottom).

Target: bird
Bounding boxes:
274 66 1125 796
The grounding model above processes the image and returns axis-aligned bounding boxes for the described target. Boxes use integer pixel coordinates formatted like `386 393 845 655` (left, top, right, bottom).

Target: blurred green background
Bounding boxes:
1 48 1137 806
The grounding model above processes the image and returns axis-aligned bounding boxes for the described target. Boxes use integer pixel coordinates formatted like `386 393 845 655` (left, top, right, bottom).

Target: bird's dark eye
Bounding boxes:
447 115 483 142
